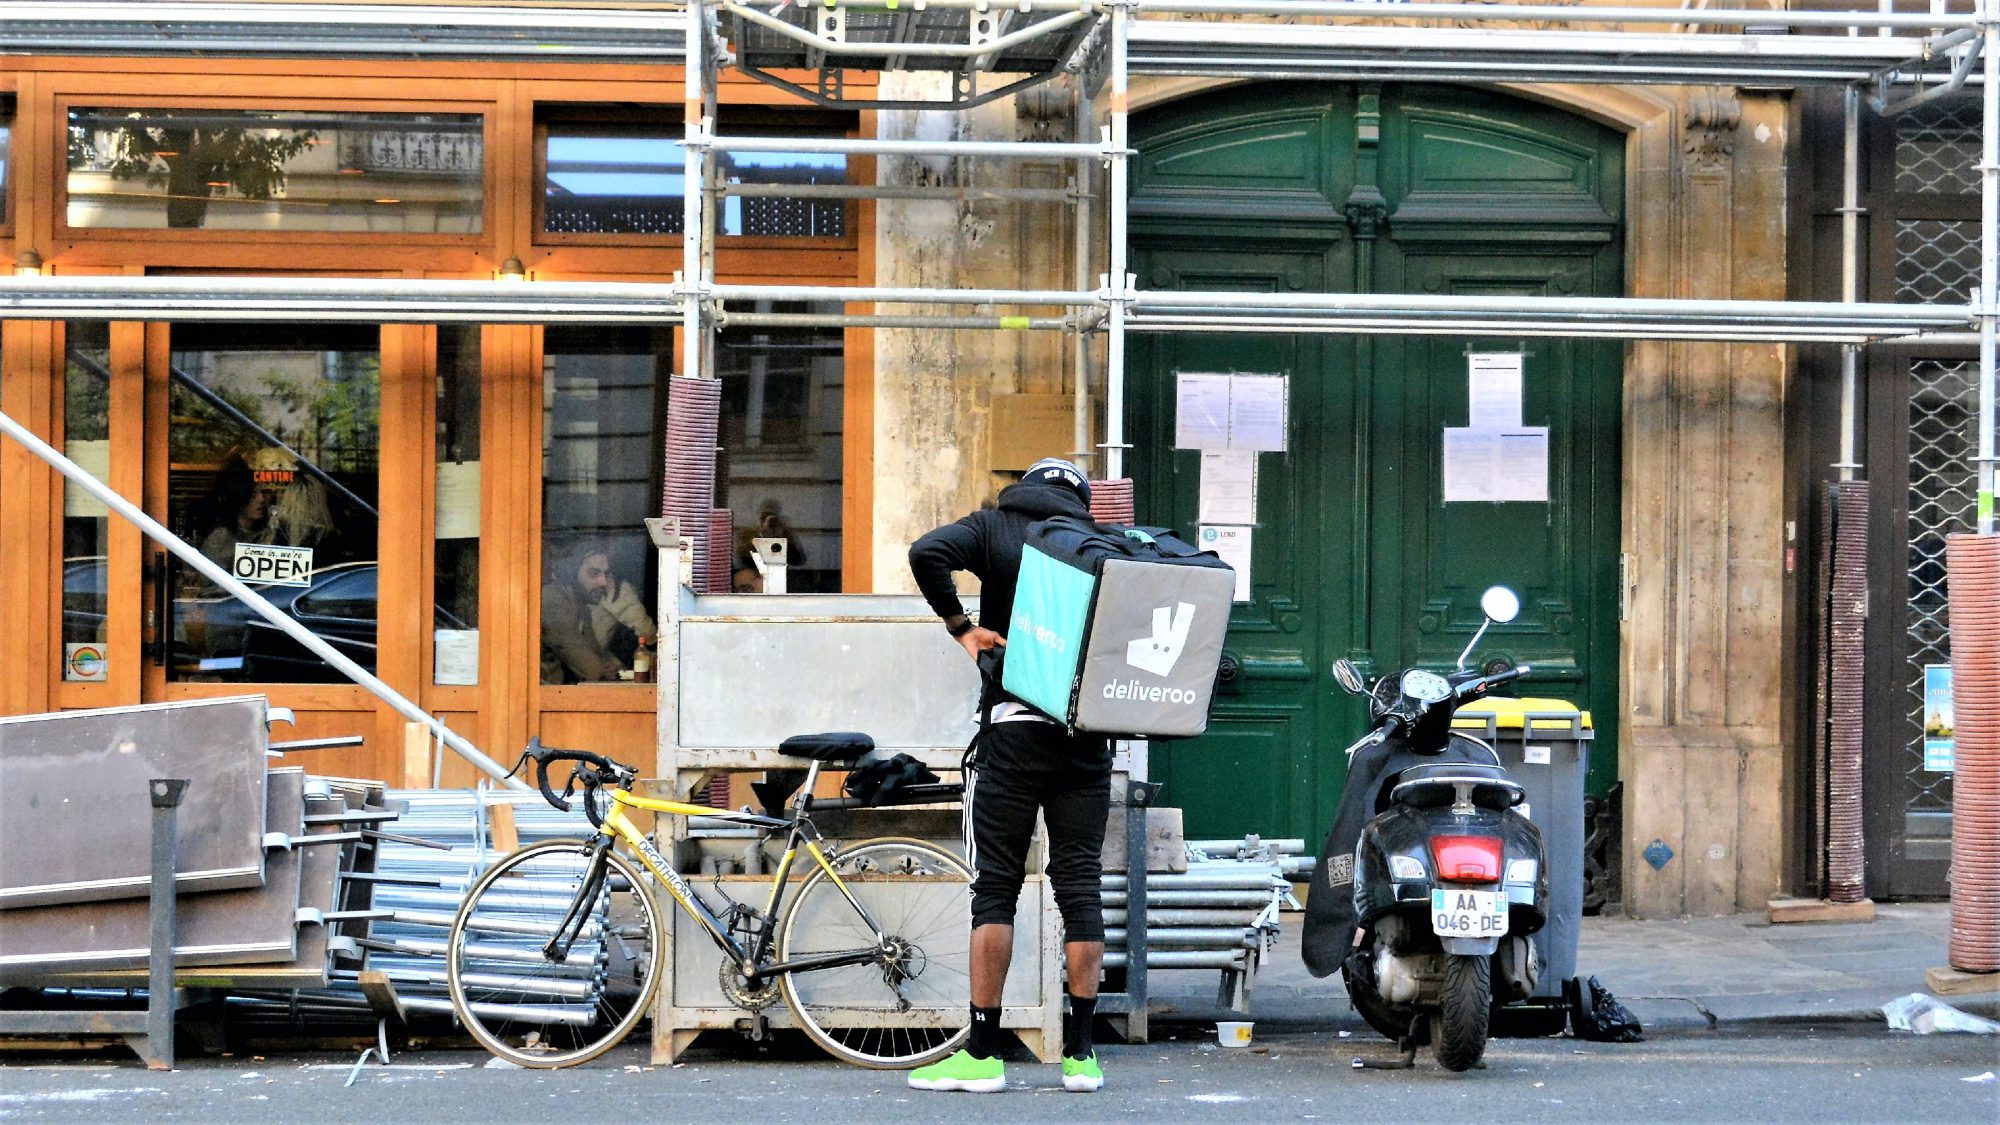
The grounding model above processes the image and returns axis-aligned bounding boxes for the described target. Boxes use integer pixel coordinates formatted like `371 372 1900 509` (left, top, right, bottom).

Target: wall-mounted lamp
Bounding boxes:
14 250 43 277
497 256 527 282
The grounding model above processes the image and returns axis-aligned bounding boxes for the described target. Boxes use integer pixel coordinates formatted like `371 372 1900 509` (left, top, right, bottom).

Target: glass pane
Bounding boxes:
60 323 112 681
435 325 480 685
715 303 843 593
0 98 13 227
541 326 667 684
67 108 483 233
167 323 381 683
543 124 845 237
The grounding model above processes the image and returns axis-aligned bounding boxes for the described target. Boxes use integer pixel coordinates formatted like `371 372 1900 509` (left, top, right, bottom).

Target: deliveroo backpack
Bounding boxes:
1002 515 1234 738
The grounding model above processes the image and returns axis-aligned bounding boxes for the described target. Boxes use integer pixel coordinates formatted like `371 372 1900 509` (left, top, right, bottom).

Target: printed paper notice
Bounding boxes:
1443 427 1549 503
62 440 112 519
436 460 481 540
435 629 479 686
1175 373 1233 450
1199 451 1259 524
1468 353 1524 429
1228 375 1289 452
1199 525 1253 603
1924 664 1954 772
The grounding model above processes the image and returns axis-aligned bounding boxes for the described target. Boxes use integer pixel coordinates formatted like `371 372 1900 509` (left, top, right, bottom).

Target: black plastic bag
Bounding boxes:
1565 975 1645 1042
843 751 939 807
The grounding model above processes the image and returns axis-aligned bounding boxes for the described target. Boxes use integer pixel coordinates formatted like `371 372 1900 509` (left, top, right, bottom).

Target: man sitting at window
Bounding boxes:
541 539 640 684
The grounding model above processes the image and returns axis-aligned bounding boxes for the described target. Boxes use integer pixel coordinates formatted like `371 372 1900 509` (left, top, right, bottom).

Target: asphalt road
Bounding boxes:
2 1025 1996 1123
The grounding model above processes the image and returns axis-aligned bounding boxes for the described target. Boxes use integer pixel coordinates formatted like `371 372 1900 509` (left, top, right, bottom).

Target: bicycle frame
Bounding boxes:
566 758 893 984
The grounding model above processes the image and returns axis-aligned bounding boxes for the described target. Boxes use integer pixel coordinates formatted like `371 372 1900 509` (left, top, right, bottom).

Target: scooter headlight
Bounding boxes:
1388 855 1427 881
1506 858 1539 885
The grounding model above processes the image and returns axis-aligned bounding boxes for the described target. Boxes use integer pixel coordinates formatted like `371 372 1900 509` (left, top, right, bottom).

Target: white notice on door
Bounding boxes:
1199 525 1253 603
1442 427 1548 503
1227 375 1289 452
1467 352 1524 429
1198 451 1258 524
435 629 479 686
1175 373 1233 450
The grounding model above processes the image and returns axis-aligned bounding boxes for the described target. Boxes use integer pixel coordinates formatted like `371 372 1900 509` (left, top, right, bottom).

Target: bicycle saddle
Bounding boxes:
778 731 875 763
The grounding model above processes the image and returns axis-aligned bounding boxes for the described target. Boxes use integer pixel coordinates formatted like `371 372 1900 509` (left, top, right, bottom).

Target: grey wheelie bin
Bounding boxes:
1452 697 1594 1014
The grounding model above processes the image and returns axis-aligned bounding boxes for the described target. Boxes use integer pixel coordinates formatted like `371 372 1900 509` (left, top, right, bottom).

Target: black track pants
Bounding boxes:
963 720 1112 942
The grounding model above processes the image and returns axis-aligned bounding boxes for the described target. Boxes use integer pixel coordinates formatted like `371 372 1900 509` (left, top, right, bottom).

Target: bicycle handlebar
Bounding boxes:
514 738 638 822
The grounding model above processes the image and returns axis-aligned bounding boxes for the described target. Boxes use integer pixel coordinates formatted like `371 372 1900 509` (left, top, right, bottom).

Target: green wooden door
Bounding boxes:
1129 84 1624 843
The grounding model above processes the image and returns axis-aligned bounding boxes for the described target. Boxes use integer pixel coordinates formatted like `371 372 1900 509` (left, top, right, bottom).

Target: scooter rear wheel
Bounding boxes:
1435 953 1492 1071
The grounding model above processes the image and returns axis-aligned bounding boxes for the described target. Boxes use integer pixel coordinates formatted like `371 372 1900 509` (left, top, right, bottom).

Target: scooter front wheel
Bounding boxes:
1434 953 1492 1071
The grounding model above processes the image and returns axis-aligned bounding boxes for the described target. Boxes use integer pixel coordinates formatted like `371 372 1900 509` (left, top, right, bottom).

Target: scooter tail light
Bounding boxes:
1430 835 1503 882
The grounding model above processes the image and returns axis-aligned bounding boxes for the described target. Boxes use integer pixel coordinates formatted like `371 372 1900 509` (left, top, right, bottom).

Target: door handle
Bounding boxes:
147 552 168 665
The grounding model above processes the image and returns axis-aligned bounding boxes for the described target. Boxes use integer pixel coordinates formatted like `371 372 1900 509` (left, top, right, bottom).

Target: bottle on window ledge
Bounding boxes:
632 636 654 683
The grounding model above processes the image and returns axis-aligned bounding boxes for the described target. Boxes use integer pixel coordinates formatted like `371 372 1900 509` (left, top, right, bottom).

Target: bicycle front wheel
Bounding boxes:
776 837 973 1069
445 838 664 1068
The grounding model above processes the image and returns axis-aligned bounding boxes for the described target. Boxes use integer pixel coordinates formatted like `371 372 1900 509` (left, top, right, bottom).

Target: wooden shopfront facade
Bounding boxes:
0 53 876 783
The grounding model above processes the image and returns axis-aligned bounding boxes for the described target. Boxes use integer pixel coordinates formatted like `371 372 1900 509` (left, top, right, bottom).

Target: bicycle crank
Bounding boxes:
718 959 782 1011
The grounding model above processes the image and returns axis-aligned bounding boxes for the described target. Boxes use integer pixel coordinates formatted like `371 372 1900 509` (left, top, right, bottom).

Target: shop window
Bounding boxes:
715 304 844 593
434 325 480 685
166 323 381 683
540 326 669 685
59 323 112 682
65 108 483 233
540 111 848 238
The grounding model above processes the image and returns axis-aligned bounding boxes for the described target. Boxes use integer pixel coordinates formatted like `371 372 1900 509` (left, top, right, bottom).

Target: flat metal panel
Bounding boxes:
0 696 270 909
677 595 982 750
0 769 304 977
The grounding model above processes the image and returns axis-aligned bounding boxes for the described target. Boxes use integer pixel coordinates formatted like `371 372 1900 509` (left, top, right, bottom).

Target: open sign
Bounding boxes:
233 543 314 587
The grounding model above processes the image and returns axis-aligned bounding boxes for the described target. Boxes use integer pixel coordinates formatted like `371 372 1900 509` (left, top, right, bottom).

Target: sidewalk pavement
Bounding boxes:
1146 901 2000 1034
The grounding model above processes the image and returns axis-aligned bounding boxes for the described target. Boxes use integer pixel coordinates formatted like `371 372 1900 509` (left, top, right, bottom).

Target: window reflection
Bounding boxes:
435 325 481 685
542 123 846 237
166 324 383 682
67 108 483 233
716 304 844 593
60 323 112 681
540 327 666 684
1 97 13 227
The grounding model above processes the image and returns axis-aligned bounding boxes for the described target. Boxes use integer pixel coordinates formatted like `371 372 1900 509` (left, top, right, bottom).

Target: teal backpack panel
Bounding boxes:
1002 545 1097 718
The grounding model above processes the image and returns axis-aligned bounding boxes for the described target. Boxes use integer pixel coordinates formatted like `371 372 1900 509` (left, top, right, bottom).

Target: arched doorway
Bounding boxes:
1127 83 1625 843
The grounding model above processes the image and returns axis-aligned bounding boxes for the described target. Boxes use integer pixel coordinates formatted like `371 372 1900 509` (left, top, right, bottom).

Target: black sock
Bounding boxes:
1064 992 1097 1060
968 1005 1002 1059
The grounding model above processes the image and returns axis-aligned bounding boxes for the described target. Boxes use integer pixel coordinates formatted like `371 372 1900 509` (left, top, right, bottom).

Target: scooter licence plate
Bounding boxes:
1430 888 1508 938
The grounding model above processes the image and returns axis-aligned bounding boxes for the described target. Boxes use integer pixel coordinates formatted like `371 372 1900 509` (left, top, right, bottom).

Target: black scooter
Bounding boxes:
1300 586 1549 1072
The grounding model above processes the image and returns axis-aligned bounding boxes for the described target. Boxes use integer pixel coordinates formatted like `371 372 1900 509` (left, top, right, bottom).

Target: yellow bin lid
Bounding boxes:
1452 697 1593 731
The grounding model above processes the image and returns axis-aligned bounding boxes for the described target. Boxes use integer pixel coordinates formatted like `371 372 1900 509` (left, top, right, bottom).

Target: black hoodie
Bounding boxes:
908 481 1091 641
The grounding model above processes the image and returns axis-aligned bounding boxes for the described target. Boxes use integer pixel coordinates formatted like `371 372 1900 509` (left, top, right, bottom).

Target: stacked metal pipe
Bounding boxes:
1099 836 1305 971
233 789 603 1029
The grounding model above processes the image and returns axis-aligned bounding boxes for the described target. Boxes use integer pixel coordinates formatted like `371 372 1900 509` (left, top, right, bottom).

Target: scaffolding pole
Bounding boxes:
1983 0 1999 534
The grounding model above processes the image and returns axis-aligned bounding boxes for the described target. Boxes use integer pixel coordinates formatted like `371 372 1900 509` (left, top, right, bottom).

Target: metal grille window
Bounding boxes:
1894 95 1981 195
1904 358 1972 817
541 119 847 238
1894 219 1979 304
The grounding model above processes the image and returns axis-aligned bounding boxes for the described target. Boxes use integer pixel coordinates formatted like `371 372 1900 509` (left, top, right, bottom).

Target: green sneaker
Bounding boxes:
1061 1052 1104 1093
908 1049 1006 1093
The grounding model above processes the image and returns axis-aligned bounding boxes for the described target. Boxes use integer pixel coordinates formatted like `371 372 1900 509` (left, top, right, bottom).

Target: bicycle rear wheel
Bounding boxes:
776 837 973 1068
445 838 664 1068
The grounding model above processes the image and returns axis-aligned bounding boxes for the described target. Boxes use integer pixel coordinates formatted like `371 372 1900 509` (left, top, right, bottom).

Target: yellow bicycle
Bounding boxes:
444 736 971 1069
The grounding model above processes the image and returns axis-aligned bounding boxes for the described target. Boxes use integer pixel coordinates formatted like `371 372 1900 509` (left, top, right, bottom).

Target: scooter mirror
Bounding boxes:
1331 658 1366 695
1480 585 1521 624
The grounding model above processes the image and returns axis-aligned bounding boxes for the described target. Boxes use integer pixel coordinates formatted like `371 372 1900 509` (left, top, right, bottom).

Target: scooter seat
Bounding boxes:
1390 762 1524 810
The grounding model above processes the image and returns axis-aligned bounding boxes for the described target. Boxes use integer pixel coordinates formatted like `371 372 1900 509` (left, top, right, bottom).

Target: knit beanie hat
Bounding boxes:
1022 456 1091 504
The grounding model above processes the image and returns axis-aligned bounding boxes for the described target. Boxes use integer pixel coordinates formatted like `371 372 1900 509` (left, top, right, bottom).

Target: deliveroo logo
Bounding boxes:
1127 602 1197 677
